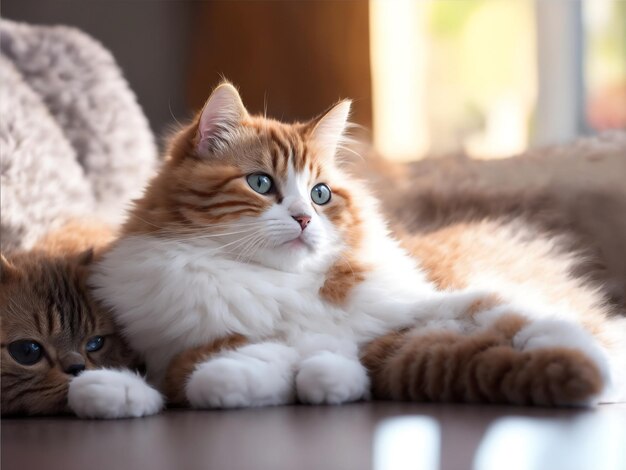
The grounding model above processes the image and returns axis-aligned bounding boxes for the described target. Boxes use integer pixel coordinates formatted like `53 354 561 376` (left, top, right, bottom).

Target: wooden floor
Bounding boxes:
3 402 626 470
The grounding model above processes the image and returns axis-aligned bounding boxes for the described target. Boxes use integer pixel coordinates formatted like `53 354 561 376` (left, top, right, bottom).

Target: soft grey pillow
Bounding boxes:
0 19 158 251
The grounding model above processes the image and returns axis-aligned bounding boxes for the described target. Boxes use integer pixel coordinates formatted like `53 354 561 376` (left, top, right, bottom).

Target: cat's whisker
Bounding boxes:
233 234 256 257
171 227 263 241
171 230 264 240
246 239 269 262
162 222 266 233
203 231 261 255
168 99 183 128
336 144 363 163
130 215 267 240
233 233 266 261
247 235 269 259
252 237 272 261
236 228 271 261
132 214 172 232
132 213 266 234
171 234 254 255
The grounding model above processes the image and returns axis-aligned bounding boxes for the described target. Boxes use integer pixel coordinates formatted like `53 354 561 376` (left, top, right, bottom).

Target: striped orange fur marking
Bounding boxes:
318 185 369 304
319 256 368 305
362 311 604 406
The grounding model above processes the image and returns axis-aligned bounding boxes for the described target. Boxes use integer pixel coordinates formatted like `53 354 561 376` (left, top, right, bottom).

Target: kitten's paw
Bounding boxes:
186 343 297 409
68 369 163 419
296 352 370 405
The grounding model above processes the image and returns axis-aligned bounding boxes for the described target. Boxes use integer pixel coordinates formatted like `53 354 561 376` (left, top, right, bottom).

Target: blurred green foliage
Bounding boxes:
428 0 484 37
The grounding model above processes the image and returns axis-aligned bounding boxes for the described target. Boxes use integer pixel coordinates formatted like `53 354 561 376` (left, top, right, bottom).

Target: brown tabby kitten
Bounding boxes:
0 224 137 416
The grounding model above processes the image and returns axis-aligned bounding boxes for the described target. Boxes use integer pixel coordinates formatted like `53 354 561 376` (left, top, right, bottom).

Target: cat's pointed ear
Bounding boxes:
196 82 249 157
308 100 351 160
1 254 20 283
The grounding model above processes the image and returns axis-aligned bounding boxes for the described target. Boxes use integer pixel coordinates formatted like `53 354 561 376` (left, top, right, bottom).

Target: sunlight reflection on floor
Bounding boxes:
373 416 440 470
373 412 626 470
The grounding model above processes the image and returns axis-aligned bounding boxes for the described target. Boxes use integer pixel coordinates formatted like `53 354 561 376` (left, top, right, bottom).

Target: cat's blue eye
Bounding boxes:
85 336 105 353
311 183 332 205
8 340 43 366
246 173 273 195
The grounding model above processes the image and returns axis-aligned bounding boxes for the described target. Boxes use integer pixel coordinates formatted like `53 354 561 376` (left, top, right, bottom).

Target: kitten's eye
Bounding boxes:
246 173 273 195
311 183 332 205
8 340 44 366
85 336 105 353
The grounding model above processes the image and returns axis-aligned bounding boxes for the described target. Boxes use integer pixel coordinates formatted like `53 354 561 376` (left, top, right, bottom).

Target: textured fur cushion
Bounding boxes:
0 19 157 252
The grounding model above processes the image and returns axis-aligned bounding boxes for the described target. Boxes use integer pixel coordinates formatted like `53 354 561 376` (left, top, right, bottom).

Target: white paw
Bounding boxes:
186 343 298 409
513 319 611 383
296 352 370 405
68 369 163 419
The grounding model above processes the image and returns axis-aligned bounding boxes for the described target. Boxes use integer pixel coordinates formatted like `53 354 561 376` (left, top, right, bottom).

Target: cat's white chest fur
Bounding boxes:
92 234 433 381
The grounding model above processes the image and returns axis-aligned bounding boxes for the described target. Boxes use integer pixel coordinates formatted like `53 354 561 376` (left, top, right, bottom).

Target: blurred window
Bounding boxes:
370 0 626 161
584 0 626 131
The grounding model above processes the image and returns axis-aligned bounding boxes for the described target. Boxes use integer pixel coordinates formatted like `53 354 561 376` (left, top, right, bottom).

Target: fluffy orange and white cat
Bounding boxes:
88 83 626 416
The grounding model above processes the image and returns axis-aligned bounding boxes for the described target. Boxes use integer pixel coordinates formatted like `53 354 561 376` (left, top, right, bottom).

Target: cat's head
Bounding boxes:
0 251 137 415
128 83 366 271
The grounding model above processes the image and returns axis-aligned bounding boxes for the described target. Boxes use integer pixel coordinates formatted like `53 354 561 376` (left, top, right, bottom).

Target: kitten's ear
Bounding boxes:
1 254 20 283
308 100 352 160
196 82 249 157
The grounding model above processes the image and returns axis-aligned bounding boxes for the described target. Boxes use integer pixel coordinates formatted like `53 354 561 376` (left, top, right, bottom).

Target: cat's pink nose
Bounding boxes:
292 215 311 230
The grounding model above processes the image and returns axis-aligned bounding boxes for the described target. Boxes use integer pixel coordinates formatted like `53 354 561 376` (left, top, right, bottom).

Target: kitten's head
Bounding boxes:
128 83 364 271
0 252 137 415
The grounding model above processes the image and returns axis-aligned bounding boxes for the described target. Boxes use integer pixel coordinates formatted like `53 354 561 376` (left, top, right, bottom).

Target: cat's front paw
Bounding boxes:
296 352 370 405
186 343 297 409
68 369 163 419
